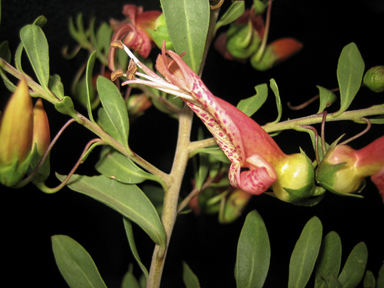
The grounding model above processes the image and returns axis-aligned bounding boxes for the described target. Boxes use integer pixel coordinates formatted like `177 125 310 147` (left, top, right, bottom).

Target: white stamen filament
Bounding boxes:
119 44 197 104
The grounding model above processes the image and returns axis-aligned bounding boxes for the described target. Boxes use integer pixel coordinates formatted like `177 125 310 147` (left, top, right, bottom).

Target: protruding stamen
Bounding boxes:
111 69 124 81
111 40 124 49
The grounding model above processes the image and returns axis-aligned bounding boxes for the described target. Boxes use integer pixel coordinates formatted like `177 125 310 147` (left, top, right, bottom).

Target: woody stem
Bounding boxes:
146 105 194 288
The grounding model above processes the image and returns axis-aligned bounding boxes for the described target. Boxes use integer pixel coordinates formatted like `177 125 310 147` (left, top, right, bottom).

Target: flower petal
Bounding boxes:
371 166 384 203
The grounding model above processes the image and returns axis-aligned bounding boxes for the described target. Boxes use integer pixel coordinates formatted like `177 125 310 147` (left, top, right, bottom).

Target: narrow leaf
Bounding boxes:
377 263 384 288
123 218 149 279
183 261 201 288
235 210 270 288
266 79 282 125
237 83 268 117
214 1 245 34
0 41 11 63
56 174 166 255
194 127 209 190
20 24 50 88
191 146 230 163
86 51 97 123
49 74 65 100
96 148 160 184
288 216 323 288
96 22 113 54
315 231 342 288
97 76 129 150
317 86 337 114
363 270 376 288
334 42 365 117
160 0 210 73
55 96 76 116
51 235 107 288
338 242 368 288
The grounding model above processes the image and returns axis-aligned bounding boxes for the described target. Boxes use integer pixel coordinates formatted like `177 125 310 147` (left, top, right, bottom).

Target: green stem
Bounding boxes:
74 111 172 189
263 105 384 133
146 106 194 288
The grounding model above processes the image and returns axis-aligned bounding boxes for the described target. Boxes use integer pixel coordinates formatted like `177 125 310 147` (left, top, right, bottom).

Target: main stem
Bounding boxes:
146 106 194 288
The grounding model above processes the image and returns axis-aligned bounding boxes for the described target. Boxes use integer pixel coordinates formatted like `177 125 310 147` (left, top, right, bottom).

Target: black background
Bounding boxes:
1 0 384 287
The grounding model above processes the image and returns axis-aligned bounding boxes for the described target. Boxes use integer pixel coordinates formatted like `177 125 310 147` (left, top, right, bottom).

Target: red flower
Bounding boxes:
108 5 161 71
116 42 320 202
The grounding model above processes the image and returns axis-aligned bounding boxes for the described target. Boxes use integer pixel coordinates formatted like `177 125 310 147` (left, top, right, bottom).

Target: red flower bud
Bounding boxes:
32 98 50 156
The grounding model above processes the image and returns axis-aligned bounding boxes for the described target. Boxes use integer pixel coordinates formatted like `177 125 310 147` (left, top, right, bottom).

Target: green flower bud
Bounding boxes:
147 14 174 50
219 189 252 223
271 152 325 204
363 66 384 92
226 22 261 59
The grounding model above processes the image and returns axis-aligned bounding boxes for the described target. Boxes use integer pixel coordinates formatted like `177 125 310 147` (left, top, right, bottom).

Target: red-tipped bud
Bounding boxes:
127 93 152 120
316 136 384 201
219 189 252 223
251 38 302 71
32 99 50 156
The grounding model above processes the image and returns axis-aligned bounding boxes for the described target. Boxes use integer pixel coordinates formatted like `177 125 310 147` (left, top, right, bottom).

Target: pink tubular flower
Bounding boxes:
116 42 321 202
316 136 384 202
108 5 161 71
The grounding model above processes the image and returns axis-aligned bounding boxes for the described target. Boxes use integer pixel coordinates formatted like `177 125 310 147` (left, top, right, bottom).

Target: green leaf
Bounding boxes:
0 63 17 92
338 242 368 288
96 22 113 54
266 79 282 125
183 261 201 288
334 42 365 117
237 83 268 117
377 263 384 288
315 231 342 288
327 276 343 288
49 74 65 100
14 42 25 75
363 270 376 288
96 147 160 184
142 185 165 216
97 76 129 150
123 218 149 279
86 51 97 123
193 128 209 190
0 41 11 63
160 0 210 73
51 235 107 288
214 1 245 34
56 174 166 256
191 146 230 164
317 86 337 114
235 210 270 288
20 24 50 88
55 96 76 116
288 216 323 288
121 264 141 288
32 15 47 27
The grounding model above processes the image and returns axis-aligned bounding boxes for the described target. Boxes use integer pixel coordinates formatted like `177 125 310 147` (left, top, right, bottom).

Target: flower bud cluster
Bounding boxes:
0 78 50 187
